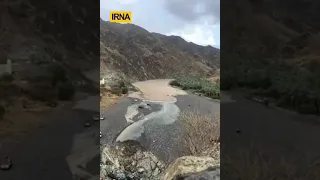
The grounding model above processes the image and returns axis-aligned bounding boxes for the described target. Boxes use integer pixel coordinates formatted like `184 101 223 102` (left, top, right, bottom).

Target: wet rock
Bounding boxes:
163 156 219 180
137 167 145 173
100 140 165 180
137 102 152 110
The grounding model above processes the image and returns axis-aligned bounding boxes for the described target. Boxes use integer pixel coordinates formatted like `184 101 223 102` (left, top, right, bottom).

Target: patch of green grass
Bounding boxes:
170 76 220 99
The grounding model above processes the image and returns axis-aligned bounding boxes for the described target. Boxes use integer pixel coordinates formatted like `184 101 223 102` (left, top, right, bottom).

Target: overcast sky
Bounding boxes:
100 0 220 48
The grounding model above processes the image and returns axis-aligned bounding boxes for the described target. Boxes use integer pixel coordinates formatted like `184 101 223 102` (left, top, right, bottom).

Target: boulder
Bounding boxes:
173 166 220 180
100 140 165 180
163 156 220 180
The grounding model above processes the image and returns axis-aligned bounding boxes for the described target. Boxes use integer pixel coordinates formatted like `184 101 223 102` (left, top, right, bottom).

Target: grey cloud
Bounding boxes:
163 0 220 23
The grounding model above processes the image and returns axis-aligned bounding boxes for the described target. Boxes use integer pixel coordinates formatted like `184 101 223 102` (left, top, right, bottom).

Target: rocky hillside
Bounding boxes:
100 19 220 81
223 0 320 114
224 0 320 63
1 0 99 80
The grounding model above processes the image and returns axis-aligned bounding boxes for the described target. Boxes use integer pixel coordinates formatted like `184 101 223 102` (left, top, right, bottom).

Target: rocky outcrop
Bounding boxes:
163 156 220 180
172 166 220 180
100 140 220 180
100 141 165 180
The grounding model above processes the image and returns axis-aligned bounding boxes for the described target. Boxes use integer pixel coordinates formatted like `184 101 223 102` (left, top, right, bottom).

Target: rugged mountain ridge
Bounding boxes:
100 19 220 81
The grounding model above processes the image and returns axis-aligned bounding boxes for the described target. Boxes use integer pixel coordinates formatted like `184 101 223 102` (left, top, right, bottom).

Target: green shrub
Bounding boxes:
118 80 126 88
171 76 220 99
169 80 180 87
200 83 220 99
109 79 130 95
121 86 129 94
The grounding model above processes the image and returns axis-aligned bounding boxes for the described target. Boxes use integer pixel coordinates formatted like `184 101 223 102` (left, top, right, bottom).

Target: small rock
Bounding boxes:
93 114 100 121
84 121 91 127
138 105 145 109
137 167 145 173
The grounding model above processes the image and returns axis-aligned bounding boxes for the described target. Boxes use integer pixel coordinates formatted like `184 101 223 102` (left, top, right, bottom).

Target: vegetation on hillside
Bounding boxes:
107 79 131 95
170 76 220 99
222 55 320 114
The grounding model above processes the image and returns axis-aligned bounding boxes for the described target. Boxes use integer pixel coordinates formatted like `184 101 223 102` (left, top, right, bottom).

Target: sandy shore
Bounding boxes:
128 79 187 102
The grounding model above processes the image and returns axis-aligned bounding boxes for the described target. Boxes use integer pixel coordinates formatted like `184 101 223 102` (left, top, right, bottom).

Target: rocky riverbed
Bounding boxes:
100 79 221 180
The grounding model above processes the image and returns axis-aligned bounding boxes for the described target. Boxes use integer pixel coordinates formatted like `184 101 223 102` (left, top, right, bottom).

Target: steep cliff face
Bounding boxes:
100 20 220 81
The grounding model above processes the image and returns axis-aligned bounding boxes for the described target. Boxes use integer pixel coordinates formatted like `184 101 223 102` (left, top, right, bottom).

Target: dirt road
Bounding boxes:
221 91 320 155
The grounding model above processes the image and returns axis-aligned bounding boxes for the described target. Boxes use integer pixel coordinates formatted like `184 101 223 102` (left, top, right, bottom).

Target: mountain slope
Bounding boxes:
224 0 320 62
1 0 99 76
100 20 220 81
223 0 320 114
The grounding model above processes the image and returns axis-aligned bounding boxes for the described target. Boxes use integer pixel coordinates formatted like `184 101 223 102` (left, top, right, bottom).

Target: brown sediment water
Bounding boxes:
128 79 187 102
